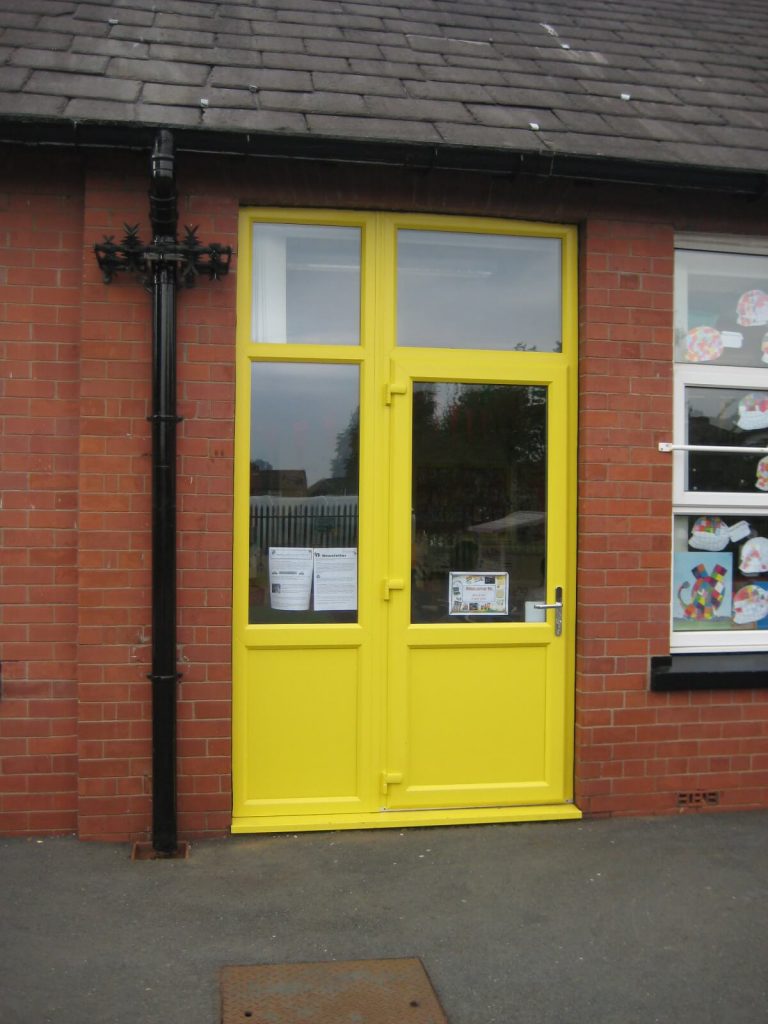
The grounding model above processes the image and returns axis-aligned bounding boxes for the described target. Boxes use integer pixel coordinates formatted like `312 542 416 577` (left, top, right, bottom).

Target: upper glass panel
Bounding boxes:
249 362 359 624
675 249 768 367
251 223 361 345
686 385 768 493
397 230 561 351
411 382 547 623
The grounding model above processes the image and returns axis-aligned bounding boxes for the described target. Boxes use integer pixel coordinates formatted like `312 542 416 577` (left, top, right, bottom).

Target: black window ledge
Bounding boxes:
651 652 768 691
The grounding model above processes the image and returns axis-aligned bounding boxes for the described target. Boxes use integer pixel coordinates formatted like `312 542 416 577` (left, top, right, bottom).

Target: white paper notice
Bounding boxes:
313 548 357 611
268 547 313 611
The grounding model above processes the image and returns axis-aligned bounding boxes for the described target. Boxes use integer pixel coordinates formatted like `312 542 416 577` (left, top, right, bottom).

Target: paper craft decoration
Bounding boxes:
728 520 752 543
737 289 768 327
674 554 732 623
720 331 743 348
733 584 768 624
737 393 768 430
688 516 729 551
685 325 723 362
761 334 768 364
756 457 768 491
739 536 768 575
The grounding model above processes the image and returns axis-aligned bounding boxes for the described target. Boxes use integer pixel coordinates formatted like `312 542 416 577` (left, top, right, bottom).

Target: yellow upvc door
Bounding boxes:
232 211 579 834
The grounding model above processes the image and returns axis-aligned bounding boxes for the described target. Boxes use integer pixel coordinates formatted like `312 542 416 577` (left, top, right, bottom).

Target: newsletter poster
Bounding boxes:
268 547 313 611
313 548 357 611
449 572 509 616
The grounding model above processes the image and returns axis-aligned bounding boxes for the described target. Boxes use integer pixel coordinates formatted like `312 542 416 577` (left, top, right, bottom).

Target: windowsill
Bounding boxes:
650 652 768 691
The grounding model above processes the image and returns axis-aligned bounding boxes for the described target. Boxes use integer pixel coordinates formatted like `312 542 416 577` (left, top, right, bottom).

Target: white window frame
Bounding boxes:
671 234 768 653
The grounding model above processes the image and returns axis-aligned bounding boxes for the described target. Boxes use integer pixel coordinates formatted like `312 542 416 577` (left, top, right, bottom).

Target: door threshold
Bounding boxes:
231 802 582 834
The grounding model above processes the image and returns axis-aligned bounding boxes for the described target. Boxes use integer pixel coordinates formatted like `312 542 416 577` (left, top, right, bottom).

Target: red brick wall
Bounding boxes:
2 147 768 842
0 156 83 834
76 156 238 840
576 218 768 816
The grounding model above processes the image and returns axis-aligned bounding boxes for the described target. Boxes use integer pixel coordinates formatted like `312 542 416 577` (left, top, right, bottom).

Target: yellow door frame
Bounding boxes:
232 209 580 833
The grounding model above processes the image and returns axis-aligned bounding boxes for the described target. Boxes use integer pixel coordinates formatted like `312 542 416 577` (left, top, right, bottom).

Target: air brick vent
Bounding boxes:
677 791 721 807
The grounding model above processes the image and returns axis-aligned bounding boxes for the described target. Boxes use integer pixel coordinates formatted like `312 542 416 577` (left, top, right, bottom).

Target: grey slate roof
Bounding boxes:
2 0 768 187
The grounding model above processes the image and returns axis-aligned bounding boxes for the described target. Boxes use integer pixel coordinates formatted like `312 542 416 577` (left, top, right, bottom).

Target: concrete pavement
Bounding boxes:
2 812 767 1024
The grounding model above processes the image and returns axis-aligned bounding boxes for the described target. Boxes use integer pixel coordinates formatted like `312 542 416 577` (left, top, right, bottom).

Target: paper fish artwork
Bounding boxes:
688 517 751 550
739 536 768 575
685 325 723 362
688 516 730 551
737 289 768 327
673 553 733 627
733 584 768 625
737 393 768 430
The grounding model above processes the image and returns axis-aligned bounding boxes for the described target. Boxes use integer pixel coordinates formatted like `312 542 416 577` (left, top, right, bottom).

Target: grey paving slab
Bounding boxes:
1 813 767 1024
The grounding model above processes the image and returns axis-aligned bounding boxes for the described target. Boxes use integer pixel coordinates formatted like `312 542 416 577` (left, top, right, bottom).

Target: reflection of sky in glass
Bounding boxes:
398 231 561 350
250 363 359 488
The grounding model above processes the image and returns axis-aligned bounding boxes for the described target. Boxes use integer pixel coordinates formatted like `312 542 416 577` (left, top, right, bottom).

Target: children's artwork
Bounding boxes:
688 516 729 551
737 289 768 327
685 325 723 362
733 583 768 626
739 536 768 574
737 393 768 430
449 572 509 616
673 553 732 629
756 457 768 491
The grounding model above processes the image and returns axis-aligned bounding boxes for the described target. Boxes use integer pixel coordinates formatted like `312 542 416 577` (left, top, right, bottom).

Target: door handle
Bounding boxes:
383 578 405 600
533 586 563 636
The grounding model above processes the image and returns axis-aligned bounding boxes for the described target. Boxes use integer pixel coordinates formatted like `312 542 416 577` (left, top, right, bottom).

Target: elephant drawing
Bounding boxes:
678 562 728 621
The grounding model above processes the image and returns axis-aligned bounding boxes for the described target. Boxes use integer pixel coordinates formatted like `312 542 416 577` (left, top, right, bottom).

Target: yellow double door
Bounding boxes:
232 210 579 833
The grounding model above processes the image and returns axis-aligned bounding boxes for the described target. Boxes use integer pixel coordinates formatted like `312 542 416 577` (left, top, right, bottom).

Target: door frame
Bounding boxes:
231 209 580 833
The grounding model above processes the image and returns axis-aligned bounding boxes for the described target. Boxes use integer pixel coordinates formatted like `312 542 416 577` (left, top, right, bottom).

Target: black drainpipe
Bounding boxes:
94 130 231 856
148 129 181 855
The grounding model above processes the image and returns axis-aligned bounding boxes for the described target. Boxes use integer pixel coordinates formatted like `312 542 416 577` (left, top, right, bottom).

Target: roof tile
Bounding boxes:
311 71 407 98
26 69 140 101
306 112 441 142
109 57 209 86
9 47 109 74
210 67 312 92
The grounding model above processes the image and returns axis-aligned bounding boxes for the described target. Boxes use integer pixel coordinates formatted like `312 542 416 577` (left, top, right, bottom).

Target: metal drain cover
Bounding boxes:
220 957 449 1024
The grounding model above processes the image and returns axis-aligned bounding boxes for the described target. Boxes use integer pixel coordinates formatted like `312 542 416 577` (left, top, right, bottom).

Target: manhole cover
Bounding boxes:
220 957 449 1024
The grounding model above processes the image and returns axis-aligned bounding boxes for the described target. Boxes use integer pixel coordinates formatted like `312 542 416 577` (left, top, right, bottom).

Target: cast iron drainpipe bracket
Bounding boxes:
93 131 231 860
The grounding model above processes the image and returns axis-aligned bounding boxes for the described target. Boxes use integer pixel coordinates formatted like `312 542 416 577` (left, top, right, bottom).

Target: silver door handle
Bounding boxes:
533 586 563 636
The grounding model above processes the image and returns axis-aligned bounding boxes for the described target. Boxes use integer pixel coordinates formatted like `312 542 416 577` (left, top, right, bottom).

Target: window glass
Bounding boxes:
675 249 768 368
410 382 547 623
249 362 359 623
397 230 561 351
685 385 768 493
673 514 768 634
252 223 360 345
673 242 768 650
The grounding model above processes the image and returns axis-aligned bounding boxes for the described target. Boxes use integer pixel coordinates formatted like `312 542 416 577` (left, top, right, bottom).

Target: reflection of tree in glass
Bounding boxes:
413 384 546 536
323 406 360 496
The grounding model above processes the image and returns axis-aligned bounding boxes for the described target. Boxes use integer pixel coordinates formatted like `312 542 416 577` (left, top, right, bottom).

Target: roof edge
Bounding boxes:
1 116 766 197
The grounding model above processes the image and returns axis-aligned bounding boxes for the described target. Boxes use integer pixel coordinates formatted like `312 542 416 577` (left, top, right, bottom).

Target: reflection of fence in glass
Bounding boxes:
250 495 359 549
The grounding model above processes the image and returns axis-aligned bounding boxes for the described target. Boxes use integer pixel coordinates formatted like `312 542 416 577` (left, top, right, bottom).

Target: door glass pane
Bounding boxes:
397 230 561 351
686 385 768 493
675 249 768 368
252 223 360 345
249 362 359 623
411 382 547 623
673 514 768 633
